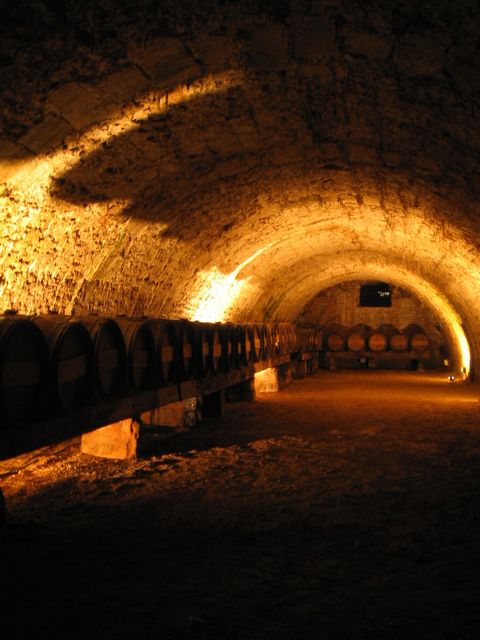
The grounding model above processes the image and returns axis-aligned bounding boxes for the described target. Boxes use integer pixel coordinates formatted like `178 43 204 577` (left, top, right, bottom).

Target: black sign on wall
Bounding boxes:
359 282 392 307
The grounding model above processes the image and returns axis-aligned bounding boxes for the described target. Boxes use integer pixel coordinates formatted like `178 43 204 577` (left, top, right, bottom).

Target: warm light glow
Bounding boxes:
254 367 279 393
0 71 244 314
189 245 273 322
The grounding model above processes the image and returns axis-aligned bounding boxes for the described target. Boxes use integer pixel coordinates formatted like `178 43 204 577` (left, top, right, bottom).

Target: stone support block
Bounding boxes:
254 367 280 393
81 418 140 460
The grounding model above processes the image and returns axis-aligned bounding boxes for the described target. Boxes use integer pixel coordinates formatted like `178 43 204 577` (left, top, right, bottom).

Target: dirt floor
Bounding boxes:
1 371 480 639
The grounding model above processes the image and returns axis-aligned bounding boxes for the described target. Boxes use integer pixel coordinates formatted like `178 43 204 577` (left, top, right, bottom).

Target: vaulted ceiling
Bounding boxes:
1 0 479 372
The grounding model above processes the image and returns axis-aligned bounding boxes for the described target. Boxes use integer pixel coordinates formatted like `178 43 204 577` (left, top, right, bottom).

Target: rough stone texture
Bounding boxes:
1 1 480 373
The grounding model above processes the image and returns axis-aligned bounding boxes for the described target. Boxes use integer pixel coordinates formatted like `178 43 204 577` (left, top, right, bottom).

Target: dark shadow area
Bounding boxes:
2 372 480 638
50 83 308 236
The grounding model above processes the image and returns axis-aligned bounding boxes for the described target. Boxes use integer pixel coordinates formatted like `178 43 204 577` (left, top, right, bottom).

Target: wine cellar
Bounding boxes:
1 1 480 638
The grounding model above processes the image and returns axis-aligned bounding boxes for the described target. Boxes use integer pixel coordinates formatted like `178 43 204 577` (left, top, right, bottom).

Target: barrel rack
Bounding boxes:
0 315 321 460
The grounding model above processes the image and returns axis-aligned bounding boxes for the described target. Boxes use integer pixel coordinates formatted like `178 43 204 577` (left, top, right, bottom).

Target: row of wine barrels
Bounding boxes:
323 323 429 353
0 315 298 427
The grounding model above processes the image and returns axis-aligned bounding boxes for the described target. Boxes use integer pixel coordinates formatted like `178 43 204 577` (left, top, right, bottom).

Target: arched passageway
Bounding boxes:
2 2 480 635
1 1 480 378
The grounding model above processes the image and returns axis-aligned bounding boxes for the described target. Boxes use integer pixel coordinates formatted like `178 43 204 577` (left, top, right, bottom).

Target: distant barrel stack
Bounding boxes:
321 323 441 370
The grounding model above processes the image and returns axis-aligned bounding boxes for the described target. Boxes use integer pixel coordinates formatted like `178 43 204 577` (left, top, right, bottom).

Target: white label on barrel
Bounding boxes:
3 361 41 387
162 346 174 362
98 349 119 370
58 355 87 382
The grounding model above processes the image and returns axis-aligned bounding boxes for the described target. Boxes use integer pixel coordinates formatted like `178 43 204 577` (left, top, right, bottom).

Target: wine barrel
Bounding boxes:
277 323 290 355
389 333 409 352
116 318 156 392
220 323 238 372
313 328 323 352
347 332 365 352
79 316 127 399
235 324 249 367
193 322 225 377
368 332 387 352
191 321 209 378
247 324 263 362
378 324 408 353
259 324 270 360
269 324 281 357
346 324 371 352
33 315 95 413
247 324 262 362
410 332 429 353
404 324 429 353
175 320 197 381
151 320 178 385
297 327 315 353
0 316 49 425
324 325 349 352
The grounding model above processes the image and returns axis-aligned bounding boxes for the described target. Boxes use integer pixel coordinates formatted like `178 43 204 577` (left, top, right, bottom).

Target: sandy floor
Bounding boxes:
1 371 480 639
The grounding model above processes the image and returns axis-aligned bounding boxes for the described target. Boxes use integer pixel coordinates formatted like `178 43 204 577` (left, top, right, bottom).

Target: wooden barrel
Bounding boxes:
389 333 409 352
151 320 178 385
174 320 197 381
235 324 249 367
347 332 365 352
269 324 281 357
79 316 127 399
247 324 261 362
219 323 238 372
324 325 348 352
346 324 371 352
33 315 95 413
313 328 323 352
191 321 209 377
209 324 223 373
247 324 263 362
0 316 49 425
404 324 429 353
410 332 429 353
116 318 156 392
368 332 388 352
193 322 223 377
297 327 315 353
277 323 290 355
259 324 270 360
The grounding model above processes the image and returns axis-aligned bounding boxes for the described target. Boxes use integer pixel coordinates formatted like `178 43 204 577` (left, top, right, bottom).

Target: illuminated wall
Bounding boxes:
0 2 479 376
